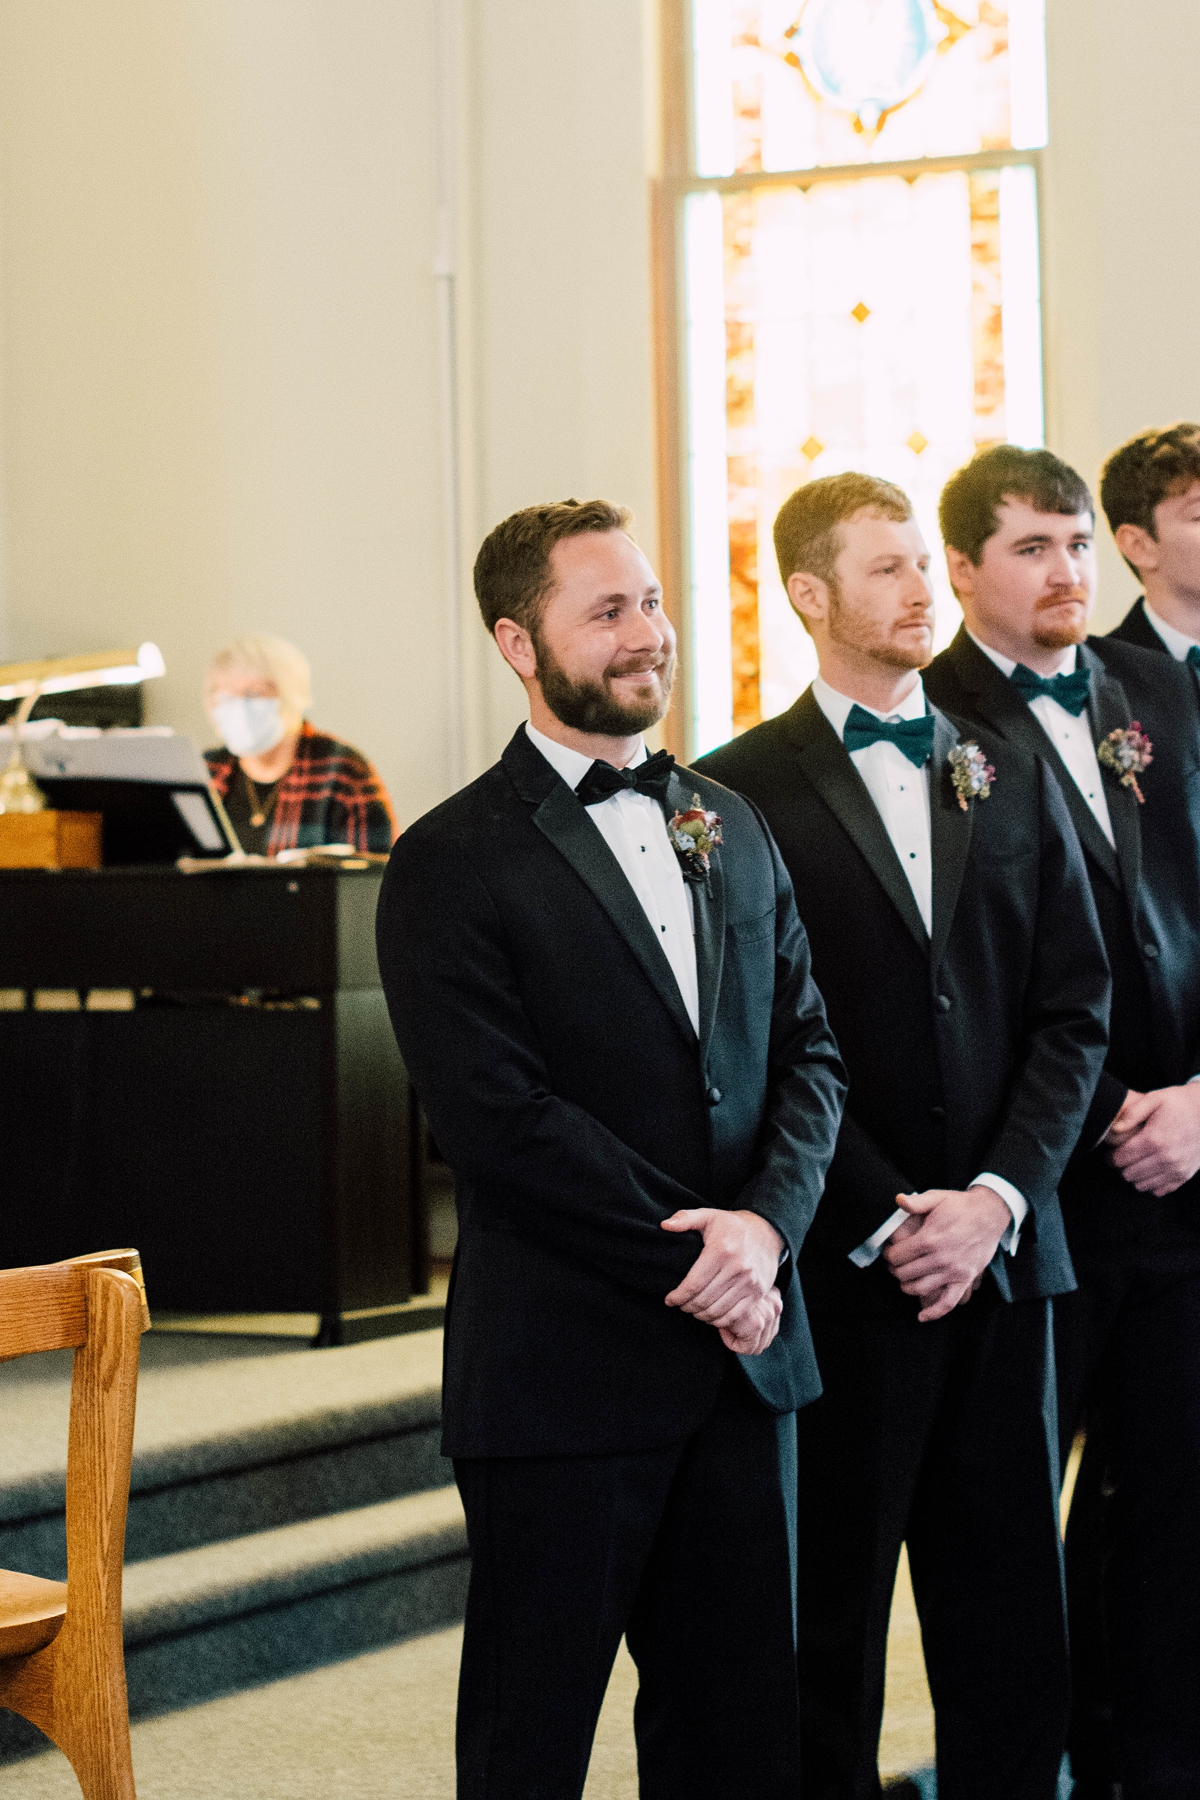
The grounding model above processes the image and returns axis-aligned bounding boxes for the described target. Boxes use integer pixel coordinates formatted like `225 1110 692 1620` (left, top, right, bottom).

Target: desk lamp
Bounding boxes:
0 643 167 813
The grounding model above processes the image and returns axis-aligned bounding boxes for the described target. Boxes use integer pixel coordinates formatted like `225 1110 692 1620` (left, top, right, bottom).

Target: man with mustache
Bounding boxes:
697 471 1109 1799
924 444 1200 1800
376 499 846 1798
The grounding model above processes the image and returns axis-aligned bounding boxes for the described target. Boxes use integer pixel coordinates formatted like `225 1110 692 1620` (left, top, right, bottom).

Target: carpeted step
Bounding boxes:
0 1329 452 1576
123 1485 470 1716
0 1487 471 1762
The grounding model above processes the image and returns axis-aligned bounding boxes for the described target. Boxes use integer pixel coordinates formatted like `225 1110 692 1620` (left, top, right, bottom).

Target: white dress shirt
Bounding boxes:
524 722 700 1035
810 677 1027 1265
1142 599 1200 660
968 635 1115 847
812 675 933 933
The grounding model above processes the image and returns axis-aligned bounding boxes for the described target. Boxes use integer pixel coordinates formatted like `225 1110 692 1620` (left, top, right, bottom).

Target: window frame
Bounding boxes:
653 0 1049 759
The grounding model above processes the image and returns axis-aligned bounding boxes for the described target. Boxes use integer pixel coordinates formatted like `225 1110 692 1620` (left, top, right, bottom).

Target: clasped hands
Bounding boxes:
1103 1083 1200 1195
882 1185 1012 1323
660 1209 785 1356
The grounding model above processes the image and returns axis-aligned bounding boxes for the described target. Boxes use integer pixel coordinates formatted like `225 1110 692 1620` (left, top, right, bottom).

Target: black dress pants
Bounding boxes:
453 1359 800 1800
1055 1257 1200 1800
794 1293 1067 1800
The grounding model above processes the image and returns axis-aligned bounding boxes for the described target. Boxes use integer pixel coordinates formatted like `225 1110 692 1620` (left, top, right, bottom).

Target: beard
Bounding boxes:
534 638 676 736
828 589 933 671
1031 587 1090 651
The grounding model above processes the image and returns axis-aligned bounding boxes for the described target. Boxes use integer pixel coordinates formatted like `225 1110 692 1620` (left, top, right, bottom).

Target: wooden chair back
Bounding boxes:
0 1249 150 1800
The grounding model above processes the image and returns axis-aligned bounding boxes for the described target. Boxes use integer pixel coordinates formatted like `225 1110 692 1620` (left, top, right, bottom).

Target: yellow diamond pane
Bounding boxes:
851 301 871 324
695 0 1048 178
907 431 929 455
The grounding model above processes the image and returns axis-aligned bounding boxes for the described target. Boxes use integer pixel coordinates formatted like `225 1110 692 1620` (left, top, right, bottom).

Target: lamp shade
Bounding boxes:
0 642 166 703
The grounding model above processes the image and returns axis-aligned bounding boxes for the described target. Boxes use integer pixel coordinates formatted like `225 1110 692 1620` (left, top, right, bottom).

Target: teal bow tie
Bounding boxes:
1008 663 1092 716
842 705 936 768
1186 645 1200 669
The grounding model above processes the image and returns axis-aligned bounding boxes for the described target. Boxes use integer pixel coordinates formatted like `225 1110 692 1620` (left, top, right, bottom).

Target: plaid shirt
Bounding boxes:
206 722 398 854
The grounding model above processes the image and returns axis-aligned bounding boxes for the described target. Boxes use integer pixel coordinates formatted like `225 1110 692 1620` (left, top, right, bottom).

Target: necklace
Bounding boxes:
242 767 282 832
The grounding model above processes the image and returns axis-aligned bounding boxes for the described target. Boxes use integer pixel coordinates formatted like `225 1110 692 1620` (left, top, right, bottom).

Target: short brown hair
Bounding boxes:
940 445 1093 564
773 473 913 600
473 499 633 635
1100 423 1200 574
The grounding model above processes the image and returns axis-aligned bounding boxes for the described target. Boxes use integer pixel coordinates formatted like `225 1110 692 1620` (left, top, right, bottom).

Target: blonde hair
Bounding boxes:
205 634 312 722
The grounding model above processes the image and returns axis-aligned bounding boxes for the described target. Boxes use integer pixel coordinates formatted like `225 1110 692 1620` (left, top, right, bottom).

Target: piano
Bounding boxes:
0 864 429 1342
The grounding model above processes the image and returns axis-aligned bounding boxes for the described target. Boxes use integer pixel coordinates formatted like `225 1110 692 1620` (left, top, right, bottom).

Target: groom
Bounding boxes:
376 499 845 1799
697 472 1111 1799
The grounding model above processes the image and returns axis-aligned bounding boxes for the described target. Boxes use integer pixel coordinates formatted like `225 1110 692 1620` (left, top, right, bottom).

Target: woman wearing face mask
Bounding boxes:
204 634 397 856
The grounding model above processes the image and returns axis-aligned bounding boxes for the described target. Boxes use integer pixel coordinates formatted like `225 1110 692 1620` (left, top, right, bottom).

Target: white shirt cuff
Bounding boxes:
848 1205 909 1269
971 1172 1028 1254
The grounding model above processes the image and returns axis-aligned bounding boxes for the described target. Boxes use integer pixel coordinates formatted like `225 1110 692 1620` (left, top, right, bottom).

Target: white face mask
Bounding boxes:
211 696 288 759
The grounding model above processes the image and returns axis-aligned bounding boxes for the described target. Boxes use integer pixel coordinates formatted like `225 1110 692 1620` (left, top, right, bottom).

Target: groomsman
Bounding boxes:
1100 421 1200 673
925 443 1200 1800
377 499 846 1799
697 471 1110 1800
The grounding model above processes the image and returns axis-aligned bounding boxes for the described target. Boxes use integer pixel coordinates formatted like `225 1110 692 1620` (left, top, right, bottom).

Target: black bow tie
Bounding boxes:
574 749 676 808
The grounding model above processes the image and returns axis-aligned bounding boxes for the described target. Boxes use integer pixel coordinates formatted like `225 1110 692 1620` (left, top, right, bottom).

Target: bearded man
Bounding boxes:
696 471 1110 1800
376 499 845 1800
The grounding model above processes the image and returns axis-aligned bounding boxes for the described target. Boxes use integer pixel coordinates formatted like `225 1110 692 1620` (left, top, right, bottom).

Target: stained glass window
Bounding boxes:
680 0 1048 751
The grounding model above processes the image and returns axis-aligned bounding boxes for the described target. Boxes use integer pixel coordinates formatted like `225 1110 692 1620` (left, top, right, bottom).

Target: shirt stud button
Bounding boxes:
706 1085 723 1106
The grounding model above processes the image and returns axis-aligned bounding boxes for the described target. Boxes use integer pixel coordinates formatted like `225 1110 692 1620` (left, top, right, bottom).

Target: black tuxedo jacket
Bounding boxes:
1109 595 1175 657
376 727 846 1458
926 629 1200 1264
1110 595 1200 694
696 694 1110 1311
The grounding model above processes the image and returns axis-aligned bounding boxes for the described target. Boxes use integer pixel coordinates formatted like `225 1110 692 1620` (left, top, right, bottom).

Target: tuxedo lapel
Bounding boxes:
786 692 930 956
1085 647 1143 905
929 710 974 971
502 731 698 1047
943 630 1122 887
1112 597 1166 656
669 769 726 1058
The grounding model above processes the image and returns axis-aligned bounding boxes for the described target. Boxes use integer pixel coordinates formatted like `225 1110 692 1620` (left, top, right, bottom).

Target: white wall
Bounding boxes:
455 0 660 769
1043 0 1200 627
0 0 455 823
0 0 658 819
0 0 1194 811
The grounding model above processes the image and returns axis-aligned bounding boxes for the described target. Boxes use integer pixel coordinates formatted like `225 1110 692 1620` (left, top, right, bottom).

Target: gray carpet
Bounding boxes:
0 1627 640 1799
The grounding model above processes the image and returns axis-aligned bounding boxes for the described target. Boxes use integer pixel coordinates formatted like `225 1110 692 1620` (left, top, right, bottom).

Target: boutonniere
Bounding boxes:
947 741 996 812
1096 721 1152 803
668 793 723 884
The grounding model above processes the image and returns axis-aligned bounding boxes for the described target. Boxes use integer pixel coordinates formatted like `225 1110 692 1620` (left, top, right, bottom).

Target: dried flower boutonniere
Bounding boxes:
668 793 723 884
1096 721 1153 803
947 741 996 813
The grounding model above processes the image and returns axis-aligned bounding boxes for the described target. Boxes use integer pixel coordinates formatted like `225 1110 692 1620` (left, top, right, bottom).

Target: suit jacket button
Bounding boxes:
1143 942 1160 960
936 994 953 1013
930 1104 946 1119
706 1085 723 1106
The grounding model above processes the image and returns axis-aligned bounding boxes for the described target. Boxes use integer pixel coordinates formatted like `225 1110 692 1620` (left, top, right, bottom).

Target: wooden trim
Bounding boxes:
652 0 690 761
651 10 1045 761
664 145 1044 197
